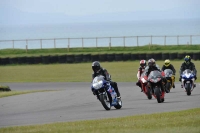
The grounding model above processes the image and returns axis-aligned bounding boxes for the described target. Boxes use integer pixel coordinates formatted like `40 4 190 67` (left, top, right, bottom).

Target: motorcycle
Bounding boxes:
146 70 165 103
164 69 175 93
181 69 195 96
139 72 152 99
91 75 122 110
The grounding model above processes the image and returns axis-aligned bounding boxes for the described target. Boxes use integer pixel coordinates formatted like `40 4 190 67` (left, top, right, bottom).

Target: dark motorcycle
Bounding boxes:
147 70 165 103
91 75 122 110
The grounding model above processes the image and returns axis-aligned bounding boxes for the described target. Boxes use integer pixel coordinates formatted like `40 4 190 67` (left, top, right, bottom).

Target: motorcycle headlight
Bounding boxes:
92 80 103 90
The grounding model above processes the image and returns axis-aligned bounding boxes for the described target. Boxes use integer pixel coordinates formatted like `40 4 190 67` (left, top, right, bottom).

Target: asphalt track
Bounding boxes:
0 82 200 127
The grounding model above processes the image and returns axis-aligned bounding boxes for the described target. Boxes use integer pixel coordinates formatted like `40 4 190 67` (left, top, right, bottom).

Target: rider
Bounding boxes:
179 55 197 88
161 59 176 88
136 60 146 92
144 58 166 93
91 61 121 98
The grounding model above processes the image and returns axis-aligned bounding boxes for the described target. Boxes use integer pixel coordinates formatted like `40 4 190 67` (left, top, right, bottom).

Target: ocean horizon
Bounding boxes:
0 18 200 49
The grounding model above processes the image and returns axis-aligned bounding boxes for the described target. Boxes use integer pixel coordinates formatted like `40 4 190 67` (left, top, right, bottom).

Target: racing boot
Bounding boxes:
173 84 175 88
115 87 121 99
191 84 196 92
140 87 143 92
173 77 175 88
111 82 121 98
181 84 183 88
194 84 196 88
136 81 143 92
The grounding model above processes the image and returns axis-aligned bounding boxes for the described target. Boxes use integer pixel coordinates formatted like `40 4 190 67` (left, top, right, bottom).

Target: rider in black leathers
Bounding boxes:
144 58 166 93
179 55 197 88
91 61 121 98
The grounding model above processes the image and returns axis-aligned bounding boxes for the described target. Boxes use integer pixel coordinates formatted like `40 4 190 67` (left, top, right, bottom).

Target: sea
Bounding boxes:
0 18 200 49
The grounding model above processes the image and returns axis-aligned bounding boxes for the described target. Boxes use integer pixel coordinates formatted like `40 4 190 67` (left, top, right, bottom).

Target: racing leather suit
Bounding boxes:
92 67 121 97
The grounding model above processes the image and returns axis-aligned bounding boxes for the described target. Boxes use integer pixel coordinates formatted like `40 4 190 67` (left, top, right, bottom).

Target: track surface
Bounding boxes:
0 82 200 127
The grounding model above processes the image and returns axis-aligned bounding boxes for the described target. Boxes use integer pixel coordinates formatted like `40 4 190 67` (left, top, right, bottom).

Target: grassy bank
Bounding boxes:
0 45 199 57
0 108 199 133
0 61 199 83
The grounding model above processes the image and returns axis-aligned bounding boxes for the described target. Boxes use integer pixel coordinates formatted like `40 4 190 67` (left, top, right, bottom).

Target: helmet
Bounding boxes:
148 58 155 67
92 61 101 73
164 59 170 67
184 55 191 65
140 60 146 69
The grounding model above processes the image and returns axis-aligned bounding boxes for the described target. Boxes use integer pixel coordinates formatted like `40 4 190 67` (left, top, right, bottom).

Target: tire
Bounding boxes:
185 83 191 96
99 92 111 110
67 55 74 63
154 87 161 103
146 87 152 99
83 54 91 62
58 55 66 63
114 98 122 109
193 52 200 60
123 53 131 61
161 98 165 102
165 82 171 93
162 53 169 60
74 54 83 63
99 54 107 61
107 54 115 61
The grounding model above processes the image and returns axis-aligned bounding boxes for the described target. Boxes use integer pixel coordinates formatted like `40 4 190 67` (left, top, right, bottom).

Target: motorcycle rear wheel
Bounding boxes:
100 93 111 110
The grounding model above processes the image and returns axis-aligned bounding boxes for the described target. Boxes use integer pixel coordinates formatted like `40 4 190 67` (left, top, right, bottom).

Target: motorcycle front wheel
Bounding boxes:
154 87 162 103
165 82 171 93
100 92 111 110
146 87 152 99
185 83 191 96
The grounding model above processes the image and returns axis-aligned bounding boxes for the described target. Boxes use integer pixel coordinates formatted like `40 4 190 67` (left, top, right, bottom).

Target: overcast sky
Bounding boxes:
1 0 200 25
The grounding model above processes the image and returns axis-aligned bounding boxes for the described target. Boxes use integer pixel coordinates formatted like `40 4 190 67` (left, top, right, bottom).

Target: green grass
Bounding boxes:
0 61 199 83
0 45 199 57
0 108 199 133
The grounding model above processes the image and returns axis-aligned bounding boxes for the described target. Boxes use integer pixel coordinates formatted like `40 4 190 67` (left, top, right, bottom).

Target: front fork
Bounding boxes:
181 78 195 90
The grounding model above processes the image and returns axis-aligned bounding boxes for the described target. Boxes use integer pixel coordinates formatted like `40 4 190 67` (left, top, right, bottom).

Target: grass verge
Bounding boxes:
0 108 199 133
0 61 199 83
0 45 199 57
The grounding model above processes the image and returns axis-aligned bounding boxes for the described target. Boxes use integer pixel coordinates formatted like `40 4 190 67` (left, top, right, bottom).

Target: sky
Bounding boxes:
0 0 200 26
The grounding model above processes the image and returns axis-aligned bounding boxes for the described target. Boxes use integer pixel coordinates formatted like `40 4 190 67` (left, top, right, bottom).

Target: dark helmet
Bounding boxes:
92 61 101 73
184 55 191 65
140 60 146 69
148 58 155 67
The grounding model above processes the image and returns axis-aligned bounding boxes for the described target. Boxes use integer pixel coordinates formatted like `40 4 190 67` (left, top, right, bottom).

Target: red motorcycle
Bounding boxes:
145 70 165 103
139 72 152 100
